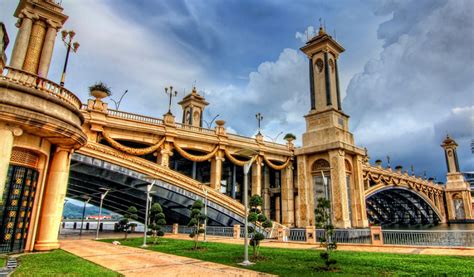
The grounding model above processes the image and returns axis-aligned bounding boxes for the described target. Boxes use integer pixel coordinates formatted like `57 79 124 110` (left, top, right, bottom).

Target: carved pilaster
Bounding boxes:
23 19 46 74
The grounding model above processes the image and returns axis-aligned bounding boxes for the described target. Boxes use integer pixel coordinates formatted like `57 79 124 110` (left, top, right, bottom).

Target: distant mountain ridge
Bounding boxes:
63 202 115 219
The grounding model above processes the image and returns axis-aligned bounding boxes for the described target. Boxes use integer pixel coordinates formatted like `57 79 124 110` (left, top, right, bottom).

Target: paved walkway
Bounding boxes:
60 240 273 277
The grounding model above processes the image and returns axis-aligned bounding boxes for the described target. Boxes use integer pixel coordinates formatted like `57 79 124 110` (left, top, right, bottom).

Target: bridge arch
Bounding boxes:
68 143 246 226
366 186 442 226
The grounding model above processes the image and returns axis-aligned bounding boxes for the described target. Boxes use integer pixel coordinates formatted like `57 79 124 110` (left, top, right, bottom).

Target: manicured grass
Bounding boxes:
104 237 474 276
12 249 121 276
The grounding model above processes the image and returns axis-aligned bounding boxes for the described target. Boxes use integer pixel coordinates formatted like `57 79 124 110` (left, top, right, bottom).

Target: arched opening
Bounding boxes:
311 159 330 216
366 187 441 227
452 193 465 220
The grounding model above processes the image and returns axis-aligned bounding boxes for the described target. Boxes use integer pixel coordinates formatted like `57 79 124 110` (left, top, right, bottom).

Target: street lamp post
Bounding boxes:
142 181 155 248
164 86 178 114
79 196 91 237
235 149 259 266
203 188 208 242
255 113 263 135
95 188 110 240
59 30 79 87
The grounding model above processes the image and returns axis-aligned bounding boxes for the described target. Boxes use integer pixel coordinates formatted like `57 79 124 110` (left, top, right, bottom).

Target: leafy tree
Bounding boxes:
149 203 166 244
248 195 272 259
314 197 337 270
117 206 138 240
187 199 206 250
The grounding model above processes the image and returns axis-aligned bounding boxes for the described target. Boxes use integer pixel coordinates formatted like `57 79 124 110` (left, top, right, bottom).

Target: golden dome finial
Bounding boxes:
318 18 326 35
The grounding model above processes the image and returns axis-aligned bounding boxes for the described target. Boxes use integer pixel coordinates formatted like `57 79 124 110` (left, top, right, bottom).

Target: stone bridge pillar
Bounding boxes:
35 147 73 251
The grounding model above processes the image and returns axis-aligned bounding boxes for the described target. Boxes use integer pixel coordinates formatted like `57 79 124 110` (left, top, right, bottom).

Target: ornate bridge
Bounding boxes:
363 165 446 226
0 0 471 254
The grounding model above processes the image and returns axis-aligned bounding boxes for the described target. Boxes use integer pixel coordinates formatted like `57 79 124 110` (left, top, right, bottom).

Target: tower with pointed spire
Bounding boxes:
178 87 209 127
441 135 473 221
294 24 368 229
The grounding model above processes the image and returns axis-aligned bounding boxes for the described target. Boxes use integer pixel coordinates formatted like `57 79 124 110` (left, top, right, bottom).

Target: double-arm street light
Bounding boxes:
165 86 178 114
202 187 208 242
59 30 79 87
255 113 263 135
234 148 259 266
95 188 110 240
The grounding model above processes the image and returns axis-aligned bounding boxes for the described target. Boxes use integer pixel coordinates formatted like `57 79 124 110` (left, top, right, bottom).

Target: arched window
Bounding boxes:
315 59 324 73
345 159 353 223
311 159 331 208
452 193 465 220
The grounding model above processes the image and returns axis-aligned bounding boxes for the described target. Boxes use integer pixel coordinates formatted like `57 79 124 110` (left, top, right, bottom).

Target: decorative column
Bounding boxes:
296 154 310 227
23 19 46 74
251 157 262 196
37 20 59 77
35 147 72 251
328 149 351 228
275 196 281 223
10 11 35 69
0 124 23 204
352 155 369 227
210 150 223 191
281 166 295 226
262 166 271 218
160 142 173 168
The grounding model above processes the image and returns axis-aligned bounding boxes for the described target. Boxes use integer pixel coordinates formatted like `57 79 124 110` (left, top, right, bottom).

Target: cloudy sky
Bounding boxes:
1 0 472 182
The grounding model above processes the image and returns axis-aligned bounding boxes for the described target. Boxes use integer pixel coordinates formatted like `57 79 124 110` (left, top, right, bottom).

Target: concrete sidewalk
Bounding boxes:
60 239 273 277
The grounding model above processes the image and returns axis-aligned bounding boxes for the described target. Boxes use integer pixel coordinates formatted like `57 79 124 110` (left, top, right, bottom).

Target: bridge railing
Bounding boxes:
382 229 474 247
287 228 372 244
107 109 165 125
205 226 234 237
175 122 216 135
2 66 83 109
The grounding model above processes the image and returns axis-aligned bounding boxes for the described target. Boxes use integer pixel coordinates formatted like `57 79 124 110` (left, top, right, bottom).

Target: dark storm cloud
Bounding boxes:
344 0 474 180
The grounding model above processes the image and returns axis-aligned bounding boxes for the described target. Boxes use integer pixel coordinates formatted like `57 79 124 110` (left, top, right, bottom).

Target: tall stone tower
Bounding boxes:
295 26 368 228
441 136 473 221
178 87 208 127
9 0 68 77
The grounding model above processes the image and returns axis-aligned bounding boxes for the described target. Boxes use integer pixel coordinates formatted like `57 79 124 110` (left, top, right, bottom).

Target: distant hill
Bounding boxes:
62 202 117 219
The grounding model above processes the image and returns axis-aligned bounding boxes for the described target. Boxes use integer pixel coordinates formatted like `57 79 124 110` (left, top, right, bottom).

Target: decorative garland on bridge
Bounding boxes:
224 149 252 167
101 131 165 156
263 156 292 170
172 142 219 162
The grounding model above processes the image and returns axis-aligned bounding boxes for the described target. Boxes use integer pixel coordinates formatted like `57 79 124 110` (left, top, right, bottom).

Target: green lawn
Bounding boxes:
12 249 121 276
104 237 474 276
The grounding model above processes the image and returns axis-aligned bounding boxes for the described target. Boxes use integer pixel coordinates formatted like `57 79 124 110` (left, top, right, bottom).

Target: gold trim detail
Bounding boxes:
101 131 165 156
172 142 218 162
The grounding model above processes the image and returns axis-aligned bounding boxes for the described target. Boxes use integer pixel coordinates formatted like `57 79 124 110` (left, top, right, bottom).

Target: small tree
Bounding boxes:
187 199 206 250
314 197 337 271
149 203 166 244
248 195 272 259
117 206 138 240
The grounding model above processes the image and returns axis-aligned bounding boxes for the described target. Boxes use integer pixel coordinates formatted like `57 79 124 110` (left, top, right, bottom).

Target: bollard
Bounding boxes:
370 226 384 245
233 224 241 239
305 226 316 244
277 226 285 242
172 223 179 235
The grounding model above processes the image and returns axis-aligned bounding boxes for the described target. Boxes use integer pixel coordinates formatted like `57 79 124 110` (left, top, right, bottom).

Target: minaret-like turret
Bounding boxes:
178 87 209 127
9 0 68 77
441 135 473 221
295 25 367 229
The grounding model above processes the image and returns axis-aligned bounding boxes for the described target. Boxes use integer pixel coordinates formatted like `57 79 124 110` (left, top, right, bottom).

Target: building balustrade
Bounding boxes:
2 66 82 109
